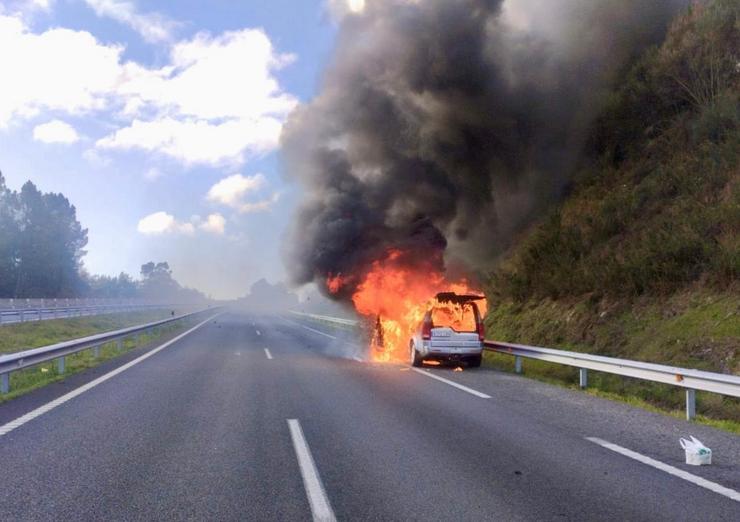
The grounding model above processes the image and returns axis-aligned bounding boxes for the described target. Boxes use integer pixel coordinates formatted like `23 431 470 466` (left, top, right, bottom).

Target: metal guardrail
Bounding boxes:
289 311 740 421
0 307 220 394
484 341 740 420
0 303 179 325
288 310 358 326
0 303 188 325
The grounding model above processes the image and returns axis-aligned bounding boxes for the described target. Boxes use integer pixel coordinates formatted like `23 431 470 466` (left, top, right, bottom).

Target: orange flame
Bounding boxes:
329 249 486 362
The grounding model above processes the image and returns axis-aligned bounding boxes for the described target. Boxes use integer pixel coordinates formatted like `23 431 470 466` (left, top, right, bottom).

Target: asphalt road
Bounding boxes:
0 312 737 521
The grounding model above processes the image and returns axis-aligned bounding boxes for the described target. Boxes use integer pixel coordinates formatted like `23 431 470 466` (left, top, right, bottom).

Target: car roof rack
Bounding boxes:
435 292 485 304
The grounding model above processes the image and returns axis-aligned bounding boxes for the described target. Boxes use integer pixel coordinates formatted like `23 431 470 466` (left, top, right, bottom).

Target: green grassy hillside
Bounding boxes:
484 0 739 422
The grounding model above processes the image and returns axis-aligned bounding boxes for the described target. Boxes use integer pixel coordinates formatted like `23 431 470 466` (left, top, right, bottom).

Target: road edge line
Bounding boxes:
410 368 491 398
585 437 740 503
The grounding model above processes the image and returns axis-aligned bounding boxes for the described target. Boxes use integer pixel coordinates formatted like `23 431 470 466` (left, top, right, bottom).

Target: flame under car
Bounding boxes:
409 292 485 367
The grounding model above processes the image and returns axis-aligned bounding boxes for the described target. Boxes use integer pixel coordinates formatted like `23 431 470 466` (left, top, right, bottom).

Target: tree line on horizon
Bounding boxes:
0 173 206 301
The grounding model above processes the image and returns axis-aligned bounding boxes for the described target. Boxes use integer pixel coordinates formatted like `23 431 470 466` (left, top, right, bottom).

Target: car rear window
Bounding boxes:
431 302 477 332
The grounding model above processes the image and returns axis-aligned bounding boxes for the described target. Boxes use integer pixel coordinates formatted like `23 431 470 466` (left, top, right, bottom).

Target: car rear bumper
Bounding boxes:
422 343 483 358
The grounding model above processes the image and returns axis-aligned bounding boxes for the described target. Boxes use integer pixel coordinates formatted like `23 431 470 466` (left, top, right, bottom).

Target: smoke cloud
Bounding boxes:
282 0 686 296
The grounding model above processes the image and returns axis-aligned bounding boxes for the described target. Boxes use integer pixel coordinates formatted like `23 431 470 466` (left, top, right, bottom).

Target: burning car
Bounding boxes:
409 292 485 367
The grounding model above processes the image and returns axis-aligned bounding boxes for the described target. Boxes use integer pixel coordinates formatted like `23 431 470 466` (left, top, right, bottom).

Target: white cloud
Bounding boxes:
98 28 297 165
137 211 193 235
326 0 367 19
199 213 226 235
207 173 266 207
206 173 279 213
143 167 163 180
32 119 79 144
97 116 283 166
0 14 123 127
82 148 111 167
138 211 226 236
4 0 55 17
236 192 281 214
1 14 297 166
84 0 176 43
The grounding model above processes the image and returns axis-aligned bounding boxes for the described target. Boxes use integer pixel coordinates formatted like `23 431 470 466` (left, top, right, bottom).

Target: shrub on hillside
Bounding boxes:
490 0 739 302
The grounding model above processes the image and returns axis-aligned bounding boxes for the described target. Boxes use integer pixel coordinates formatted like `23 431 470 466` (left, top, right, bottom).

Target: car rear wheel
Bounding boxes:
410 342 423 367
468 354 482 368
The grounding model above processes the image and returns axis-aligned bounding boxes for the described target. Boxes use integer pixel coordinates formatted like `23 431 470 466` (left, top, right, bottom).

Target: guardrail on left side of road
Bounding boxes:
0 303 178 326
0 307 221 394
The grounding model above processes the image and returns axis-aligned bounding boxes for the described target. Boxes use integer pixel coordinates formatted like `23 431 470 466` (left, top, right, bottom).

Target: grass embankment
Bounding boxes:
483 1 739 430
0 309 185 354
0 309 196 403
483 289 740 432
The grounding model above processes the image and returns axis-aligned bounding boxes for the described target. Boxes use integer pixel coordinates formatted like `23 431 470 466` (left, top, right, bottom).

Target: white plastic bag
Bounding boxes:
679 436 712 466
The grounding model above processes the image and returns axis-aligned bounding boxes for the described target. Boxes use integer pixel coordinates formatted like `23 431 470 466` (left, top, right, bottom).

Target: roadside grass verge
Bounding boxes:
482 351 740 435
0 309 187 355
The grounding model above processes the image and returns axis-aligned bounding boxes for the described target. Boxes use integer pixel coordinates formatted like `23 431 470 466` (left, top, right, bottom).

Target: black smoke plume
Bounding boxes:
282 0 686 297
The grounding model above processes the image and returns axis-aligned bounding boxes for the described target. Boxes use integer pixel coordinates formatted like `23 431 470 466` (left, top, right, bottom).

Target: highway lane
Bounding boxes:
0 312 737 520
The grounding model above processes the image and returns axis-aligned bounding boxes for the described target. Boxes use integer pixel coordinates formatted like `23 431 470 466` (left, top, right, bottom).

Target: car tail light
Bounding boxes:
476 320 485 341
421 318 432 340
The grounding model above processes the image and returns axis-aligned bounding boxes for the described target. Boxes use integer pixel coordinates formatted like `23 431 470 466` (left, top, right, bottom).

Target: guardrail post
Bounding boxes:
117 339 123 351
57 357 66 374
93 345 100 358
514 356 522 374
20 310 24 322
579 368 588 388
686 389 696 420
1 373 9 394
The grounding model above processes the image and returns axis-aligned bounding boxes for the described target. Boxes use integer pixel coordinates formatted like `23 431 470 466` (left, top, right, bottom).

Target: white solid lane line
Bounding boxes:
410 368 491 399
0 314 222 438
264 348 273 360
586 437 740 503
287 419 337 522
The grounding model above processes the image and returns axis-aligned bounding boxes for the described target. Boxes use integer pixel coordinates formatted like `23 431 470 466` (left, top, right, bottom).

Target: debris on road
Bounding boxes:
680 436 712 466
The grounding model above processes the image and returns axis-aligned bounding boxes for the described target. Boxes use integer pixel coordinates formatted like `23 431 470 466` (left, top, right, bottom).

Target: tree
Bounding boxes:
138 261 205 302
85 272 138 298
656 0 739 109
13 181 88 297
0 172 20 296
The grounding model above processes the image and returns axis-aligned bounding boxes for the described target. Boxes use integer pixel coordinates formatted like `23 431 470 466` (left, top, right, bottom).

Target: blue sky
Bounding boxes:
0 0 344 298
